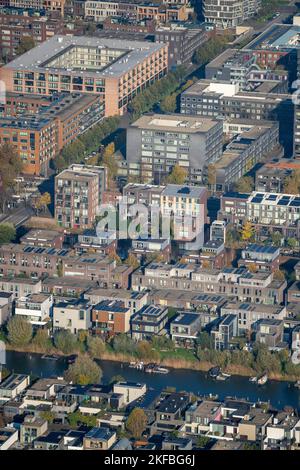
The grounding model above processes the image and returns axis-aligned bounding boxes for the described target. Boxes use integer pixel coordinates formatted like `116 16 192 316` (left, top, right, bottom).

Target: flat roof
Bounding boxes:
131 113 219 133
3 35 165 78
162 184 207 198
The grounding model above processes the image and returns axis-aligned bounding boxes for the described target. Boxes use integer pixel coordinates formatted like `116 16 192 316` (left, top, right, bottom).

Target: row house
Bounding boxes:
132 263 286 305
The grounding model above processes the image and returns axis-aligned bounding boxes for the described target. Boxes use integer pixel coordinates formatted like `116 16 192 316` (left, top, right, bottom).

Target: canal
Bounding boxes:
5 351 300 409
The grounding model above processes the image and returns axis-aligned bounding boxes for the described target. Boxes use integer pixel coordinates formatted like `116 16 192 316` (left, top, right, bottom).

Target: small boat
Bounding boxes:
208 367 220 379
216 372 231 381
249 376 257 383
67 354 77 364
257 373 268 385
294 380 300 389
42 354 59 361
152 366 169 375
128 361 144 370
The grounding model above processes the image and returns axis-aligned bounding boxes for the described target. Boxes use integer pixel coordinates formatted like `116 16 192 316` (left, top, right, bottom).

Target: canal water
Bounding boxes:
5 351 300 410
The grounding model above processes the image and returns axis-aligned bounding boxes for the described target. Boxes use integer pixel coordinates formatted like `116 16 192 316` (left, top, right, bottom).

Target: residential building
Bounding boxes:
55 164 107 229
0 292 13 326
0 374 30 400
264 412 300 450
62 255 133 288
0 427 19 450
92 300 131 336
182 400 222 435
84 288 148 315
20 416 48 446
211 314 238 350
255 161 300 193
180 80 294 156
0 35 168 117
239 409 273 442
131 304 168 340
199 240 226 269
0 277 42 299
255 319 284 349
203 0 261 28
160 185 208 248
123 183 165 207
0 93 104 176
170 312 202 347
74 230 117 256
83 427 116 450
113 381 146 405
20 229 64 249
288 282 300 303
0 8 64 61
155 23 208 68
211 121 280 192
53 299 92 333
33 431 66 450
221 302 286 334
15 293 53 327
129 239 171 263
126 113 223 184
205 48 287 92
0 244 71 278
132 263 286 305
238 244 280 272
219 191 300 238
152 392 190 433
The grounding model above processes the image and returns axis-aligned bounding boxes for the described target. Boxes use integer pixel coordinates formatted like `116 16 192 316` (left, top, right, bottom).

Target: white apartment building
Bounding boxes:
15 293 53 327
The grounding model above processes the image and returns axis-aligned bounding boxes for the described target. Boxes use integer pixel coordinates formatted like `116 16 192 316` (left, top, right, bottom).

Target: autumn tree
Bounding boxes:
109 250 122 265
35 192 51 213
160 93 177 113
166 164 187 185
54 330 78 354
0 223 16 245
271 231 283 247
273 269 286 281
124 253 140 270
102 142 118 182
126 408 148 439
7 316 33 346
16 36 35 56
32 329 52 351
283 170 300 194
0 143 23 210
64 354 102 385
240 220 255 242
206 164 216 189
234 176 254 193
87 336 106 359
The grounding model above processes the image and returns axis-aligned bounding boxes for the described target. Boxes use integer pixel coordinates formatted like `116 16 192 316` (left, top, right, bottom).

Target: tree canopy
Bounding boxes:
166 165 188 185
0 223 16 245
64 354 102 385
126 408 148 439
7 316 33 346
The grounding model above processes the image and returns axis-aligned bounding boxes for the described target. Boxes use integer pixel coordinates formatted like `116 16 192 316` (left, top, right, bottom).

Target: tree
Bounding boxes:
64 354 102 385
166 165 187 185
124 253 140 270
109 250 122 265
197 435 210 449
273 269 286 281
32 329 51 351
240 220 255 242
35 192 51 213
111 334 137 355
160 93 177 113
287 237 298 249
271 231 283 247
87 336 106 359
16 36 35 56
54 330 78 354
0 223 16 245
283 170 300 194
40 410 55 423
0 143 23 210
136 341 160 362
7 316 33 346
110 375 125 384
206 164 216 189
234 176 254 193
102 142 118 182
126 408 147 439
197 331 213 350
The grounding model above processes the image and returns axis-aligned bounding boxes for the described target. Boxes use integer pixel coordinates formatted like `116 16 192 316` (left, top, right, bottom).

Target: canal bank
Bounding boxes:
5 351 300 410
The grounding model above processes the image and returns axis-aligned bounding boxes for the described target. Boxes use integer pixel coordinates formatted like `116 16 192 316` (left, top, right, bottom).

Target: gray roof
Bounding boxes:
3 35 165 78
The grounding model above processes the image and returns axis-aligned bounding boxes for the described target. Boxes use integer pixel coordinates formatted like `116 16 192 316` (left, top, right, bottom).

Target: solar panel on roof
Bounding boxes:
278 200 289 205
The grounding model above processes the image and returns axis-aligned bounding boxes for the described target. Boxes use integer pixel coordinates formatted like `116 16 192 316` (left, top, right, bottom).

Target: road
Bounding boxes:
0 205 34 228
